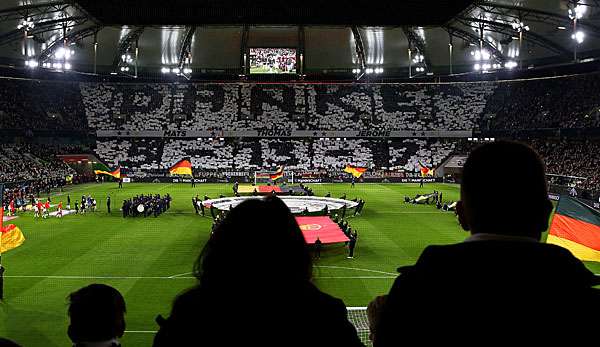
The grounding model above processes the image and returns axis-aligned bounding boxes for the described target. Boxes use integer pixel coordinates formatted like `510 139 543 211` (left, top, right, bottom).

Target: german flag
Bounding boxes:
94 167 121 179
270 166 284 181
344 164 367 178
0 208 25 253
419 161 434 177
547 196 600 262
169 159 193 176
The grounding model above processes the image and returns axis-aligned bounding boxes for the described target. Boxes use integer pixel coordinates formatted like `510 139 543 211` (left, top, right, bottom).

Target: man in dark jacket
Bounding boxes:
372 141 600 346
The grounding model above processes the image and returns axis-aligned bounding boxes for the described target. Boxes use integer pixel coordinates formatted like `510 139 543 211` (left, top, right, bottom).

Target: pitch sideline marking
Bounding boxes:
315 265 398 276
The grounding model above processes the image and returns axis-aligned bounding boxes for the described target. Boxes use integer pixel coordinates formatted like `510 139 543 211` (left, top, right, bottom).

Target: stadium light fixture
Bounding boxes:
572 31 585 43
505 61 518 69
161 67 170 73
474 63 481 71
183 68 192 74
25 59 38 68
569 5 587 20
53 62 62 69
171 67 181 74
365 68 373 74
557 26 566 30
64 62 71 70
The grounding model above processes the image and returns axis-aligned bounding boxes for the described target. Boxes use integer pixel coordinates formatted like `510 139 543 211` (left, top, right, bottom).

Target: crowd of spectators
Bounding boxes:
2 74 600 134
0 144 75 183
529 138 600 191
94 138 459 177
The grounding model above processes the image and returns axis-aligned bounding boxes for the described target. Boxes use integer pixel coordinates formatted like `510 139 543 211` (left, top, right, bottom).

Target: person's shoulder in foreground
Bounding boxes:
371 141 600 346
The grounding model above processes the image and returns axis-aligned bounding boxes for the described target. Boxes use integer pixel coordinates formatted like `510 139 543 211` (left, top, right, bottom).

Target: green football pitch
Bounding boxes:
1 182 599 346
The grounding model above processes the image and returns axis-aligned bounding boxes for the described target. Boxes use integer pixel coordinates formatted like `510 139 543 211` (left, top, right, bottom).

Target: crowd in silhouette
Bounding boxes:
2 141 600 347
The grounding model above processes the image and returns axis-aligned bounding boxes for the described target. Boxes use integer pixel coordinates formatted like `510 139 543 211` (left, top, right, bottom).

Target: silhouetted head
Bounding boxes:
67 284 126 343
195 196 312 289
457 141 552 239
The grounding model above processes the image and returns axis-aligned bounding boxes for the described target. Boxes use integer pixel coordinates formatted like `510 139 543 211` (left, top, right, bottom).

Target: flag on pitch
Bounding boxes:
547 196 600 262
270 166 284 181
94 167 121 179
344 165 367 178
419 161 434 177
0 208 25 253
169 159 193 176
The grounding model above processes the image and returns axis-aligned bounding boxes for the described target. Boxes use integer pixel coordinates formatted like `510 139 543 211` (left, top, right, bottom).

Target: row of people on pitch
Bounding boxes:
331 216 359 258
122 194 171 218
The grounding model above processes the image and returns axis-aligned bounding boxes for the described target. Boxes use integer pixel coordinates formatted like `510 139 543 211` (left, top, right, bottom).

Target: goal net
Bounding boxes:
347 307 372 346
254 171 294 185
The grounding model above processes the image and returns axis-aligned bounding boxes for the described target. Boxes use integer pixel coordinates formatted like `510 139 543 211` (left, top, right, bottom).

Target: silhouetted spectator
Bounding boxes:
67 284 126 347
153 196 364 347
372 141 600 346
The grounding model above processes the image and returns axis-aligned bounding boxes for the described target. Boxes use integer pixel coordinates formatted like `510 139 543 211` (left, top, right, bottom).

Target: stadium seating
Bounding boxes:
0 144 75 183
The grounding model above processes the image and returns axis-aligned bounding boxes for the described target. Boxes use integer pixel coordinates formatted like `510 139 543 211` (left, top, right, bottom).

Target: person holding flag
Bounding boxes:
0 205 27 301
169 159 193 176
344 165 367 187
270 166 284 183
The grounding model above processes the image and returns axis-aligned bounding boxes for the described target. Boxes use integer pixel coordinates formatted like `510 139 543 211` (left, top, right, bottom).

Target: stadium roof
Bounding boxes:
1 0 600 78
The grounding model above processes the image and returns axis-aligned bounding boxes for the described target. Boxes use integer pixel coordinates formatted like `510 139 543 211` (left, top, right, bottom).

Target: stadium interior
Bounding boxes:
0 0 600 346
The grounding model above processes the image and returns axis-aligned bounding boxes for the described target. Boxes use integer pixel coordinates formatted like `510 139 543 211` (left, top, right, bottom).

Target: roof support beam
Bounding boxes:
458 17 571 56
38 24 102 62
0 16 87 46
111 27 145 71
402 26 432 67
351 26 366 70
473 1 600 38
0 1 69 22
178 26 196 69
444 25 506 62
240 25 249 75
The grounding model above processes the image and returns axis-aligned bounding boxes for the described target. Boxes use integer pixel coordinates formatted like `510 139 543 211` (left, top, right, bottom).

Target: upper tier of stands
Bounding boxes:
2 73 600 132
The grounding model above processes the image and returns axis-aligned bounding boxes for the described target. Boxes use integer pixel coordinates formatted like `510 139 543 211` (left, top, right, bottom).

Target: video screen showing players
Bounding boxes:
250 48 297 74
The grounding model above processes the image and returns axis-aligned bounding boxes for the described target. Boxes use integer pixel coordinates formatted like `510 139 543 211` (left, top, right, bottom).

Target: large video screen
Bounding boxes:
250 48 297 74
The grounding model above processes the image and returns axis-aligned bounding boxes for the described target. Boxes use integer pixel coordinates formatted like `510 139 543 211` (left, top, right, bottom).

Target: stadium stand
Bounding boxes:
0 144 75 183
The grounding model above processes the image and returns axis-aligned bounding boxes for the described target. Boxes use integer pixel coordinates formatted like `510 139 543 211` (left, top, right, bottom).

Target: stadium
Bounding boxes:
1 0 600 345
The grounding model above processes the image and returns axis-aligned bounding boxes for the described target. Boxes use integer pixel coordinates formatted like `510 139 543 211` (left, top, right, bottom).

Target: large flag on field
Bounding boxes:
547 196 600 262
169 159 193 176
93 162 121 179
419 161 434 177
0 208 25 253
344 165 367 178
270 166 284 181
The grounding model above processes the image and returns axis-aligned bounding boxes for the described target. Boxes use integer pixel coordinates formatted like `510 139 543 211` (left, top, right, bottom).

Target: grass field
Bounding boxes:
1 182 599 346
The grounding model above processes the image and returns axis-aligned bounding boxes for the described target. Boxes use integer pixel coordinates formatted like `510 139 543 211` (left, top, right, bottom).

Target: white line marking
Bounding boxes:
125 331 156 334
168 272 192 279
315 265 398 276
315 276 394 279
2 274 394 280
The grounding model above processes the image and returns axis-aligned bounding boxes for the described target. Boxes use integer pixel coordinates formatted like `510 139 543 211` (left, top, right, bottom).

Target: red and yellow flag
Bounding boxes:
0 208 25 253
419 161 434 177
94 167 121 179
547 196 600 262
344 165 367 178
270 166 284 181
169 159 193 176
